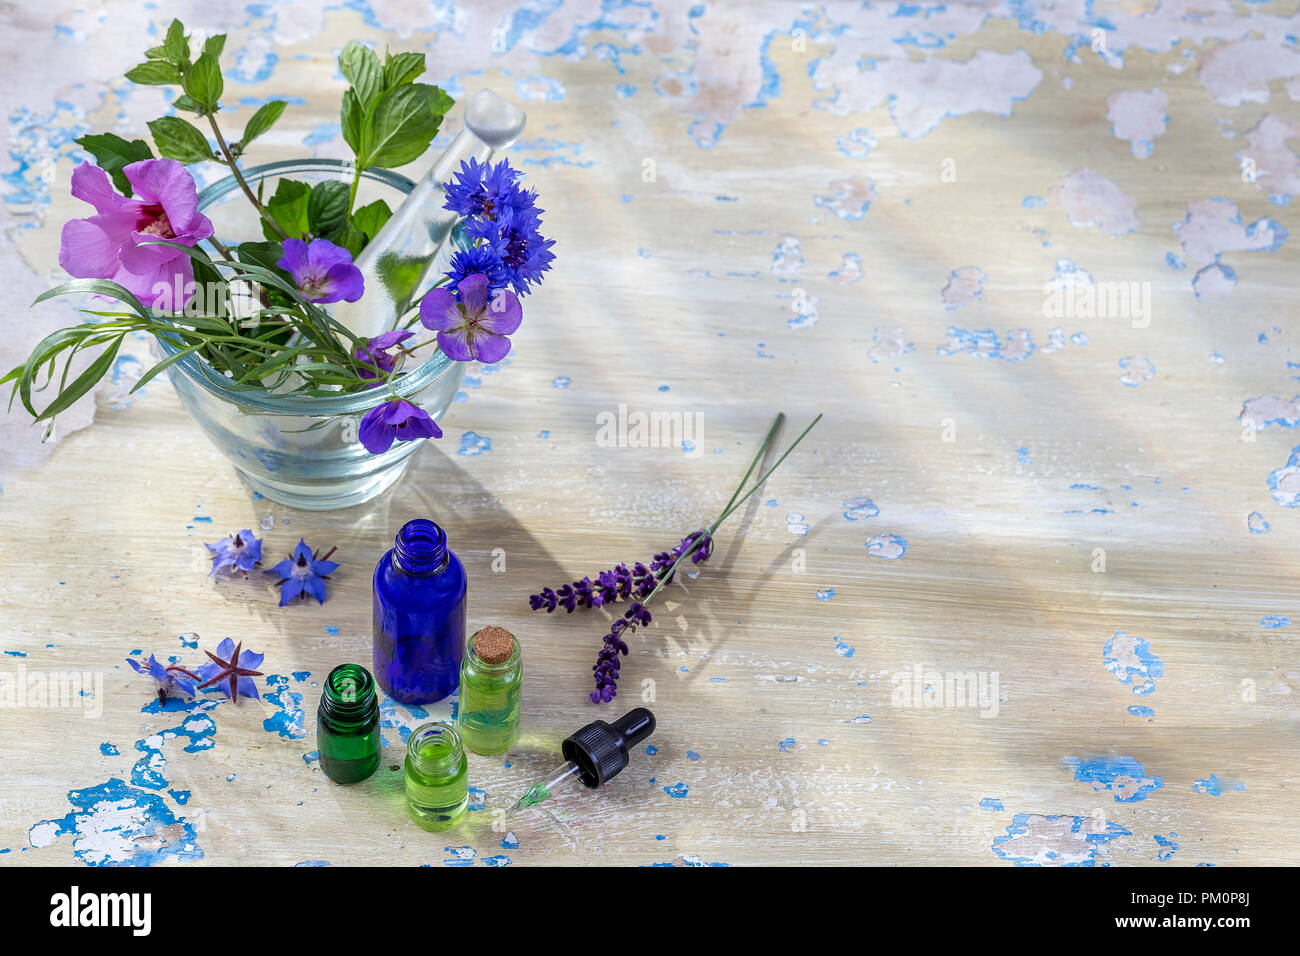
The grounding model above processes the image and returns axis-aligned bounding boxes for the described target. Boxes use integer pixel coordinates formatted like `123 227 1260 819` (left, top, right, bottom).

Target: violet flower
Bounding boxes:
357 398 442 454
355 329 414 381
265 539 339 605
126 654 200 704
205 530 263 577
194 638 265 703
276 237 364 303
59 159 214 309
419 273 522 364
529 532 712 614
592 603 653 703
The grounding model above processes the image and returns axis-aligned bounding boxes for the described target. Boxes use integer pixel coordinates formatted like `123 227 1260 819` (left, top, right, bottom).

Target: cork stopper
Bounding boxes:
472 625 516 665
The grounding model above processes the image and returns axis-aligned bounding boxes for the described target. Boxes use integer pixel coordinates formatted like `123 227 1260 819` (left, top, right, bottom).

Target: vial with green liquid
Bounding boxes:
404 721 469 831
317 663 381 784
456 625 522 755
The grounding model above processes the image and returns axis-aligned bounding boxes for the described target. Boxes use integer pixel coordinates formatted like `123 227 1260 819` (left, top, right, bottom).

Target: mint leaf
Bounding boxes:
183 52 223 113
203 34 226 59
173 93 203 113
340 88 363 155
428 85 454 122
240 100 287 149
234 240 285 274
147 116 212 163
383 51 425 88
362 83 441 169
352 199 392 241
334 220 366 258
126 61 181 85
307 180 349 239
76 133 153 195
339 41 383 110
163 19 189 67
264 179 310 240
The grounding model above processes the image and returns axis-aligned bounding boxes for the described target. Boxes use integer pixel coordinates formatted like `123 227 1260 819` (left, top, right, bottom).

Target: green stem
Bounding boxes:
206 113 288 241
637 412 821 610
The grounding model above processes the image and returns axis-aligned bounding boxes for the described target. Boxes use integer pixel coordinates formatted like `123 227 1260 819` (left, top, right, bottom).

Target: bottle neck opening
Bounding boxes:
321 663 377 720
407 721 463 775
394 518 448 575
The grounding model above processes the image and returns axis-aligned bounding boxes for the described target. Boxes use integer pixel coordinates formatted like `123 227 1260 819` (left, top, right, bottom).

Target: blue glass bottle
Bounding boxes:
373 519 467 704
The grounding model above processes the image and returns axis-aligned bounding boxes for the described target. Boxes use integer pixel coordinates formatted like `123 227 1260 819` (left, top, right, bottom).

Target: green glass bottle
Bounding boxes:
457 625 522 756
405 721 469 830
317 663 381 784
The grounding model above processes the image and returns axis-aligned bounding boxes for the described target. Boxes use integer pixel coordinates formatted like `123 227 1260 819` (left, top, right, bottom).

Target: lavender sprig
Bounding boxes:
529 532 712 614
547 410 821 703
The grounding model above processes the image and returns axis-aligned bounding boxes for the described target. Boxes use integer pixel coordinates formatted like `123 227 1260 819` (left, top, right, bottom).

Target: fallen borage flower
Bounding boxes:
265 539 339 606
195 637 265 703
527 411 822 703
205 529 263 577
126 653 201 704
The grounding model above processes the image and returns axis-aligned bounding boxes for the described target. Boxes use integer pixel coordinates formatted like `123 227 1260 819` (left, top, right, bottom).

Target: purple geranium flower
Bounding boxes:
126 654 200 704
265 539 340 605
355 329 414 381
276 237 364 303
419 273 522 364
205 530 263 577
357 398 443 454
194 638 265 702
59 159 214 309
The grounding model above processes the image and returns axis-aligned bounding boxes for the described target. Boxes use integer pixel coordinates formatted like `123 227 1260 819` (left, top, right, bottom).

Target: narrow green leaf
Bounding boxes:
147 116 212 163
240 99 286 149
33 278 152 320
352 199 392 241
75 133 153 195
339 41 384 110
307 180 349 239
35 335 125 422
362 83 439 169
182 52 223 112
126 60 182 86
383 51 426 88
131 342 206 393
340 89 364 156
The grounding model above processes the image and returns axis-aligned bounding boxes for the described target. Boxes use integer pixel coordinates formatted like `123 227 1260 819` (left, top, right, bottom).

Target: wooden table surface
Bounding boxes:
2 1 1298 867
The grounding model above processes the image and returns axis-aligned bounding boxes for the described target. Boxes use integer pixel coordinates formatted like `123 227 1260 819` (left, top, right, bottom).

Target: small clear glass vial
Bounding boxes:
404 721 469 831
317 663 381 784
457 626 522 756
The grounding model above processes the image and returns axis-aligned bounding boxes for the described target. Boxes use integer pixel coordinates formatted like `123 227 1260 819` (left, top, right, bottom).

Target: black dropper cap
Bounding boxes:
561 707 656 788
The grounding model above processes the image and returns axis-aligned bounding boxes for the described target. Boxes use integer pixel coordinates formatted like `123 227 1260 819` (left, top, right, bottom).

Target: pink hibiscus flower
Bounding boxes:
59 159 214 309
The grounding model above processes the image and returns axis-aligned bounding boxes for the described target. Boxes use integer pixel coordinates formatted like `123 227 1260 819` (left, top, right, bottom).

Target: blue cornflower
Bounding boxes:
126 654 200 704
445 243 508 292
443 158 527 220
265 539 339 605
465 205 555 296
205 530 263 577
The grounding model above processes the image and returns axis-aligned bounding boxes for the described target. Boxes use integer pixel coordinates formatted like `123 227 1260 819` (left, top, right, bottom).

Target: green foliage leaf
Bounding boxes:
76 133 153 195
203 34 227 59
147 115 212 163
125 60 182 86
240 99 286 149
182 52 223 113
307 180 349 239
340 89 363 155
333 220 366 258
362 83 442 169
263 179 310 240
339 41 384 110
427 84 454 122
164 19 189 67
173 94 203 113
352 199 392 241
383 51 425 87
34 334 125 422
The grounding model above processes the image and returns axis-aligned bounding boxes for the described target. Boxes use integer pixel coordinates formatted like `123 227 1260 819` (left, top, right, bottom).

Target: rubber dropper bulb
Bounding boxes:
561 707 656 788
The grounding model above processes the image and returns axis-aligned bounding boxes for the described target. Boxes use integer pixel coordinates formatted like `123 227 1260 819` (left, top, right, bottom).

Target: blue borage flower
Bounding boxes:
195 638 265 703
205 530 263 577
126 653 200 704
265 539 340 605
